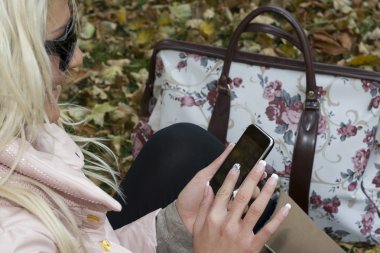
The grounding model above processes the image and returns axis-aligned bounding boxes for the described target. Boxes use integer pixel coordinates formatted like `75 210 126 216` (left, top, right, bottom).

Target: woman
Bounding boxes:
0 0 290 252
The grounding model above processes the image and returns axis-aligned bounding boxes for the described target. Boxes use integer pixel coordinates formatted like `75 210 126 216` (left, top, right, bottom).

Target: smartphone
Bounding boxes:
210 124 274 194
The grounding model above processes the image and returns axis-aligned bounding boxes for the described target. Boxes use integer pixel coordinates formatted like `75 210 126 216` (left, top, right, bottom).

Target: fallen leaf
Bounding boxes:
81 21 96 39
134 28 155 45
170 4 192 20
338 32 352 50
199 21 215 37
91 86 108 100
100 65 123 83
111 102 136 122
158 12 171 26
312 31 347 55
116 7 127 25
86 102 116 127
347 55 380 66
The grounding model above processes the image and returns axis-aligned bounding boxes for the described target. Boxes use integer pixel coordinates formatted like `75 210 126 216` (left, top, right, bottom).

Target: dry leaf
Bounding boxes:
348 55 380 66
134 28 155 45
116 7 127 25
86 102 116 127
199 21 215 37
312 31 347 55
337 32 352 50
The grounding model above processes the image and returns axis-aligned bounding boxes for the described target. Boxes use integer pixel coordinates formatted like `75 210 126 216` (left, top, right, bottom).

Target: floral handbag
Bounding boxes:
132 6 380 250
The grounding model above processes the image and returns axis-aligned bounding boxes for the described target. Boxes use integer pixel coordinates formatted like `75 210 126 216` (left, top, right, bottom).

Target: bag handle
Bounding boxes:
208 5 318 141
207 6 320 213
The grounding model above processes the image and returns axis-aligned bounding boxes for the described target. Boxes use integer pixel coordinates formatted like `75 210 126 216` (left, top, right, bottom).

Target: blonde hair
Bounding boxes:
0 1 121 252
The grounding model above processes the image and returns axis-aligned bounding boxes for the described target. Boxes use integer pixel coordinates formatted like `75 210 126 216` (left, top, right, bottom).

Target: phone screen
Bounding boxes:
210 124 274 193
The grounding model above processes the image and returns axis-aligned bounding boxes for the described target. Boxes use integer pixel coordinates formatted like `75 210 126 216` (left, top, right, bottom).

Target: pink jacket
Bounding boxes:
0 124 160 253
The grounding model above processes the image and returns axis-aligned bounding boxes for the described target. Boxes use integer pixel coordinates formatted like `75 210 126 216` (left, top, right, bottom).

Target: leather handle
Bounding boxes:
209 5 319 143
220 6 316 93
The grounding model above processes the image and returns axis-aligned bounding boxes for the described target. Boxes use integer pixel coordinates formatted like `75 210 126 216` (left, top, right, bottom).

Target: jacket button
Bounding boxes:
99 240 111 252
87 214 100 223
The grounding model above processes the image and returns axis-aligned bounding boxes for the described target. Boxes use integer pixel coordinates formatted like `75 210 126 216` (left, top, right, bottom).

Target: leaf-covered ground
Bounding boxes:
64 1 380 251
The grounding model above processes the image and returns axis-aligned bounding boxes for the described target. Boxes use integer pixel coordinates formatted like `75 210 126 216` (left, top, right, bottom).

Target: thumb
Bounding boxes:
193 182 214 234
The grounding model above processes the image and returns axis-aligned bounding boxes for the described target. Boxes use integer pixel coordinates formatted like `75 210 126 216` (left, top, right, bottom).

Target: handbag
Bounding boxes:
261 190 345 253
132 5 380 249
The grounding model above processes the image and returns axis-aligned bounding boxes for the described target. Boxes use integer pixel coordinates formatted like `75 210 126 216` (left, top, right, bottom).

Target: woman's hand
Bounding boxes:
192 161 291 253
176 144 235 234
176 144 262 235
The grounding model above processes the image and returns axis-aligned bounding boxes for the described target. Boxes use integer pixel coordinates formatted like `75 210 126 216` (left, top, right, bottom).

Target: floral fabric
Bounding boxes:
146 50 380 245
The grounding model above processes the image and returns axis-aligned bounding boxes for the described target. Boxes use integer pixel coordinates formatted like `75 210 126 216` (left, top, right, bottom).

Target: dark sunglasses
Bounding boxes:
45 17 77 72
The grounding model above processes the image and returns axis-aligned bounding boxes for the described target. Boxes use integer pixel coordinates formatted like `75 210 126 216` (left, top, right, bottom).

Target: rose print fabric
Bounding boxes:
145 50 380 245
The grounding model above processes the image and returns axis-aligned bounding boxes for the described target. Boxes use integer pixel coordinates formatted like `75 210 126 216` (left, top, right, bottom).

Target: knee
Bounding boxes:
156 123 212 144
153 123 224 153
163 122 207 136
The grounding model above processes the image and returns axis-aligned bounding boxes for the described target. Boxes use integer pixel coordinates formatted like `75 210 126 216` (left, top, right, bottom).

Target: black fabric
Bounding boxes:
107 123 225 229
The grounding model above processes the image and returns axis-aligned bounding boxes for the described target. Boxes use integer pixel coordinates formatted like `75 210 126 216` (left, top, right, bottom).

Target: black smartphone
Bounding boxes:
210 124 274 194
210 124 275 233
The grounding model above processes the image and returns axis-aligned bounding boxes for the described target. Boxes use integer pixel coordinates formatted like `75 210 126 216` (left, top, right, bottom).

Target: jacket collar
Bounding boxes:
0 123 121 212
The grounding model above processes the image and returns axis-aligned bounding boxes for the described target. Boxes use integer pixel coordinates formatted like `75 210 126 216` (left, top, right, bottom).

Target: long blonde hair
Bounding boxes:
0 1 121 252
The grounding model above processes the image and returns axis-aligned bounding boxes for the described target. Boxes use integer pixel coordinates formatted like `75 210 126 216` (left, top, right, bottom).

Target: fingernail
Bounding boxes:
231 163 240 174
281 203 291 216
261 172 268 180
268 173 278 186
232 189 238 198
258 160 266 167
255 160 266 172
228 142 235 148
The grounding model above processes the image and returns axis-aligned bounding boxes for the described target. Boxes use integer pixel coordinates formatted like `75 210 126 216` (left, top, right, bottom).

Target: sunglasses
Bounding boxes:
45 17 77 72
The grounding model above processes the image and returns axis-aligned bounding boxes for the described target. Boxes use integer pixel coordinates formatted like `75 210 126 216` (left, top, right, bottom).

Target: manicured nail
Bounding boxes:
261 172 268 180
232 189 239 198
268 173 278 186
255 160 266 173
281 203 292 216
231 163 241 174
258 160 266 167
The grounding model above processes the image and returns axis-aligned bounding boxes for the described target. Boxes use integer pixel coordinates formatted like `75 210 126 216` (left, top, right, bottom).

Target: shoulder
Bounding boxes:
0 205 57 252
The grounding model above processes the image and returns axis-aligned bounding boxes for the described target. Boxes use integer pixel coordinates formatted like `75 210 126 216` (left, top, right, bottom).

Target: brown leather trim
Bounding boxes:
207 77 231 142
289 109 320 212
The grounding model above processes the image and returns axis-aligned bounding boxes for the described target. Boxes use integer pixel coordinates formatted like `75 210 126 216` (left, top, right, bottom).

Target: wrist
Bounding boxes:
175 201 194 235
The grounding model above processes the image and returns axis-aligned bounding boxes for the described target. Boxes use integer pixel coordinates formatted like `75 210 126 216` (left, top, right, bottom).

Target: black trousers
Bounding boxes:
107 123 225 229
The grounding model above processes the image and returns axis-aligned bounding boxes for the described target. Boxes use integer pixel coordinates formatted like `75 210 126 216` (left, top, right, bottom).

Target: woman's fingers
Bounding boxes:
250 203 291 251
202 143 235 180
229 161 266 221
193 182 214 234
212 163 241 211
242 173 278 233
252 185 261 199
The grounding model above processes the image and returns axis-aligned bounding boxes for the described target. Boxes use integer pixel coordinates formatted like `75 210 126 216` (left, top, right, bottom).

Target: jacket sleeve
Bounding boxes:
115 209 160 253
0 206 57 253
114 201 193 253
155 201 193 253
